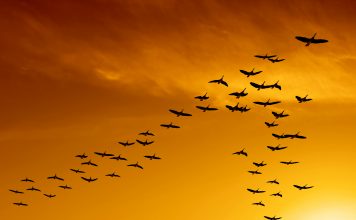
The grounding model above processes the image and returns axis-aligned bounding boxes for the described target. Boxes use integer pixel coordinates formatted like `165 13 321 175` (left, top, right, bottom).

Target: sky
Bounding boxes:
1 0 356 219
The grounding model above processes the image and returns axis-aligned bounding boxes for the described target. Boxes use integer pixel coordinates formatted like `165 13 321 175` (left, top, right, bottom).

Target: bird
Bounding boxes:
9 189 24 194
59 185 72 190
226 103 240 112
81 177 98 183
265 121 279 128
81 160 98 167
47 174 64 181
195 92 209 101
13 202 28 206
268 57 285 63
169 109 192 117
43 194 56 198
110 154 127 161
264 216 282 220
106 172 120 178
280 160 299 165
250 81 269 90
139 130 155 136
208 75 228 87
252 201 265 206
253 161 267 167
75 153 88 159
267 179 280 184
127 162 144 169
248 170 262 175
21 178 34 183
229 88 248 99
94 151 114 157
295 33 328 46
240 68 262 77
254 99 281 107
118 140 135 147
196 105 218 112
267 144 287 151
296 95 312 103
293 184 314 190
270 192 283 197
136 139 154 146
70 168 85 174
144 154 161 160
272 133 287 139
160 122 180 129
26 186 41 192
247 188 265 194
254 54 277 59
284 132 306 139
233 149 248 157
272 110 289 119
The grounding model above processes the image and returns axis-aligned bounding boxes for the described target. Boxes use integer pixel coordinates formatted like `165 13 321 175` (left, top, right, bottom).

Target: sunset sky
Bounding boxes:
1 0 356 219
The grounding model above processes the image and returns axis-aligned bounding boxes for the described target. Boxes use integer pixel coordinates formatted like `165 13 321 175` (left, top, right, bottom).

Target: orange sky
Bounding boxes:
1 0 356 219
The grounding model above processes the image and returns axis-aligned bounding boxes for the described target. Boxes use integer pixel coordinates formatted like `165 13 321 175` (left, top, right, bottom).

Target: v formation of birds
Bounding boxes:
9 33 326 218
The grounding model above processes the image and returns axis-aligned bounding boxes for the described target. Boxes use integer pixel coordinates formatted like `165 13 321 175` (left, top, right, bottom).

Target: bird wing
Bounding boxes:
311 38 328 43
136 139 144 144
240 70 249 75
225 105 234 110
221 80 228 87
196 106 206 111
207 107 218 111
180 112 192 116
250 82 260 88
171 124 180 128
160 124 168 128
295 36 310 42
208 79 219 83
169 109 180 116
253 101 264 105
270 101 281 105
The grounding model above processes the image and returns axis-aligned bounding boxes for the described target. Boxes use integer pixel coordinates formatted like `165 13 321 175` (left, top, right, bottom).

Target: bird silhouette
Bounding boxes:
293 184 314 190
196 105 218 112
81 177 98 183
267 144 287 151
136 139 154 146
94 151 114 157
13 202 28 206
208 75 228 87
106 172 120 178
229 88 248 99
280 161 299 165
254 99 281 107
272 133 287 139
43 193 56 198
75 153 88 159
240 68 262 77
295 33 328 46
59 185 72 190
270 192 283 197
47 174 64 181
118 140 135 147
267 179 280 184
70 168 85 174
248 170 262 175
139 130 155 136
265 121 279 128
110 154 127 161
9 189 24 194
264 216 282 220
81 160 98 167
253 161 267 167
195 92 209 101
254 54 277 59
127 162 144 169
21 178 34 183
169 109 192 117
268 57 285 63
284 132 306 139
160 122 180 129
247 188 265 194
252 201 265 206
296 95 312 103
144 154 161 160
26 186 41 192
272 110 289 119
233 149 248 157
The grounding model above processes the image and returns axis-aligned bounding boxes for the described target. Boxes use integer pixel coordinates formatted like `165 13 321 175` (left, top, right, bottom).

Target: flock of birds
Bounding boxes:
8 33 328 219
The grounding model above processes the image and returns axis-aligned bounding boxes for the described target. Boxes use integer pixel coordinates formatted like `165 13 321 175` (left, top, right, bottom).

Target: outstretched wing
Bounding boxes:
240 70 249 76
269 101 281 105
207 107 218 111
221 80 228 87
169 109 180 116
196 106 206 111
180 112 192 116
171 124 180 128
208 79 219 83
136 139 144 145
160 124 169 128
250 82 260 88
225 105 234 110
311 38 328 44
253 101 264 105
295 36 310 43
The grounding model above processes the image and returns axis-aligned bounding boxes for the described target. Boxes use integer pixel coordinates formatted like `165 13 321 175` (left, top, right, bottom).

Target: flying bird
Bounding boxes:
268 57 285 63
226 103 240 112
169 109 192 117
254 99 281 107
196 105 218 112
70 168 85 174
284 132 306 139
47 174 64 181
75 153 88 159
247 188 265 194
94 151 114 157
248 170 262 175
136 139 154 146
21 178 34 183
295 33 328 46
267 179 280 184
118 140 135 147
13 202 28 206
81 177 98 183
270 192 283 197
59 185 72 190
106 172 120 178
43 194 56 198
265 121 279 128
144 154 161 160
26 186 41 192
208 75 228 87
272 110 289 119
255 54 277 59
270 80 282 90
110 154 127 161
9 189 24 194
252 201 265 206
296 95 312 103
240 68 262 77
272 133 287 139
264 216 282 220
250 81 269 90
160 122 180 129
139 130 155 136
253 161 267 167
233 149 248 157
127 162 144 169
81 160 98 167
280 161 299 165
195 92 209 101
293 184 314 190
267 144 287 151
229 88 248 99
